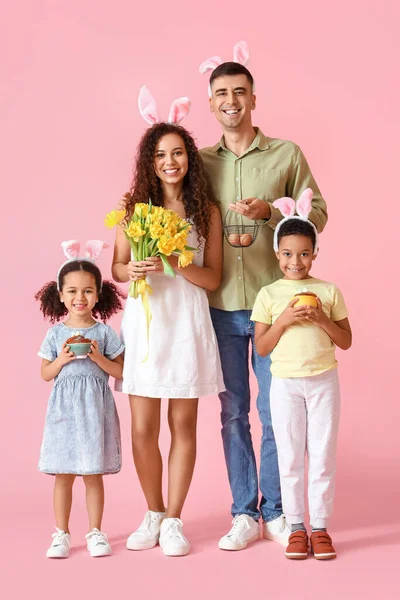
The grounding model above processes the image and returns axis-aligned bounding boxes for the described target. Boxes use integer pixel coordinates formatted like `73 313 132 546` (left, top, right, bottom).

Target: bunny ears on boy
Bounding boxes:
56 240 109 291
199 41 252 96
138 85 191 126
272 188 319 254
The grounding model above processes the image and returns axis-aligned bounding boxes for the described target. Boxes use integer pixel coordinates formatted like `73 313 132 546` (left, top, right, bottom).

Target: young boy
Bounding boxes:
251 189 352 560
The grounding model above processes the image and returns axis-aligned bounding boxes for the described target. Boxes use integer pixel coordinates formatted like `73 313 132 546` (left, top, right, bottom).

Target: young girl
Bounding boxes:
36 240 125 558
251 189 352 560
112 89 224 556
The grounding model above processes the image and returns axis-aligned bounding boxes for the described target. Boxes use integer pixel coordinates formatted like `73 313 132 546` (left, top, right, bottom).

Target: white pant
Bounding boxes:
270 369 340 529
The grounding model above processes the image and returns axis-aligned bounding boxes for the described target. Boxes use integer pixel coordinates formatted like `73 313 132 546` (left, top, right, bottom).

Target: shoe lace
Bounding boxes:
86 529 109 546
138 511 152 531
163 518 184 541
52 528 68 546
229 514 250 536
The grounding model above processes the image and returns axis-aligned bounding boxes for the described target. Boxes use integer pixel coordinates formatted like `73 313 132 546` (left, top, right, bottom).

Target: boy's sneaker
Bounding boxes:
218 514 259 551
85 528 112 557
310 531 337 560
126 510 166 550
46 528 71 558
285 530 309 560
159 518 190 556
263 515 291 546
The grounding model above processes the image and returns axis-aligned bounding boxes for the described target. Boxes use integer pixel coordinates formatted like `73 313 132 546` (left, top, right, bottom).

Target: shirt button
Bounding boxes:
237 214 240 219
235 177 239 182
238 276 242 280
236 195 240 200
237 256 241 260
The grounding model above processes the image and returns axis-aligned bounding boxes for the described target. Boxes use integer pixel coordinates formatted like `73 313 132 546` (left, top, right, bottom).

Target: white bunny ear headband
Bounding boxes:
199 40 253 97
56 240 109 291
138 85 191 126
272 188 319 253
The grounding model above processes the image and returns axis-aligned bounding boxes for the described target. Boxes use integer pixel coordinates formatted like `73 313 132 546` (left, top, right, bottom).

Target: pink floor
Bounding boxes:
2 454 399 600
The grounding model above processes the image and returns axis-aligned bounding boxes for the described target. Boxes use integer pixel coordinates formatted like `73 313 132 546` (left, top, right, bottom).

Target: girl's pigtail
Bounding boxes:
35 281 68 323
93 281 126 322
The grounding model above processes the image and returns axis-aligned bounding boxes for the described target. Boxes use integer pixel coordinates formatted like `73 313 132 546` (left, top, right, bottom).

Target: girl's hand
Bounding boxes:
304 298 330 328
127 258 163 281
57 342 76 366
277 298 309 328
87 340 102 364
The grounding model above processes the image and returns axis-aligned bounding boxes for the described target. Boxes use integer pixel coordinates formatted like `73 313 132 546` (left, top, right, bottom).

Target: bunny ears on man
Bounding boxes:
199 41 252 96
138 85 191 126
272 188 319 253
57 240 109 291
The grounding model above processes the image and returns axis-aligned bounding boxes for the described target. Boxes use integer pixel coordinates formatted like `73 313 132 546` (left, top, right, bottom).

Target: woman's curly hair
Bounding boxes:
35 260 126 323
124 123 217 246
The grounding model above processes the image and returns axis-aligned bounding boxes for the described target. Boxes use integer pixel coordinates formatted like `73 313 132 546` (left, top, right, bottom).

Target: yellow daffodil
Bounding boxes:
135 203 149 218
174 231 187 251
164 225 178 237
149 224 165 239
125 222 146 240
157 235 176 256
178 249 194 267
104 209 126 228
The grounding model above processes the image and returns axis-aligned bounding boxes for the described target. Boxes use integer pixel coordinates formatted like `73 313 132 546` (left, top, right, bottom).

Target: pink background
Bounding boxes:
1 1 399 598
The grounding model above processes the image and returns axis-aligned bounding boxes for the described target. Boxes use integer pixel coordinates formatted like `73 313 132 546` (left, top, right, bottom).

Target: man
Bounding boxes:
199 61 327 551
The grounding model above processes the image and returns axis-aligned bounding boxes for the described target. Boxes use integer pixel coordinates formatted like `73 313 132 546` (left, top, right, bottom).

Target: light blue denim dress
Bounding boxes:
38 322 124 475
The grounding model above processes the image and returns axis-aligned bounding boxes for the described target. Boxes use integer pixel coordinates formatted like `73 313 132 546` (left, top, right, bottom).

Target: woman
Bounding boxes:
112 122 224 556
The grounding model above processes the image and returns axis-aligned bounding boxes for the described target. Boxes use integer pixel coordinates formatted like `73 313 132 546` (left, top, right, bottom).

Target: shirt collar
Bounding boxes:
211 127 270 154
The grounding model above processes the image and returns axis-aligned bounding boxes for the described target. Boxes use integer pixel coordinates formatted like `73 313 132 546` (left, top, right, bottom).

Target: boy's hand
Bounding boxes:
277 298 309 328
304 298 330 328
88 340 102 364
57 342 76 366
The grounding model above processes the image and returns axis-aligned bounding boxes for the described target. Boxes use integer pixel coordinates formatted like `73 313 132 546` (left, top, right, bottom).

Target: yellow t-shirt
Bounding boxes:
251 277 348 378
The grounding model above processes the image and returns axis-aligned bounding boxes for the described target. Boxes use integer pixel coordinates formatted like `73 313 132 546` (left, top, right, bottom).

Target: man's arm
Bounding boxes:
286 145 327 233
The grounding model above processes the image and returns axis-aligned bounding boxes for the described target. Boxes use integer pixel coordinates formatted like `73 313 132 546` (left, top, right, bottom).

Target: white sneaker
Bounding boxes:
263 515 291 546
46 528 71 558
218 514 260 551
85 528 112 557
126 510 166 550
159 518 190 556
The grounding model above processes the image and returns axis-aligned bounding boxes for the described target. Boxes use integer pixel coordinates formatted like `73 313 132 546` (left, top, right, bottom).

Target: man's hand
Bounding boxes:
228 198 271 220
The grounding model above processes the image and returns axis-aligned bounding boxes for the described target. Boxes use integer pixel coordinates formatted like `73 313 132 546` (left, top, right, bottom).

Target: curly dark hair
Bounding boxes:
35 260 125 323
277 218 317 250
125 123 217 245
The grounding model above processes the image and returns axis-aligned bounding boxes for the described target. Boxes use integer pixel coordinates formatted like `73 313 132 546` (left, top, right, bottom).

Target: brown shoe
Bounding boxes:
310 531 337 560
285 530 309 560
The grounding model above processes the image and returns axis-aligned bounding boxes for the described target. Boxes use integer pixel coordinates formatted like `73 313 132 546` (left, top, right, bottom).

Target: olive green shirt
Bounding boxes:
200 128 328 311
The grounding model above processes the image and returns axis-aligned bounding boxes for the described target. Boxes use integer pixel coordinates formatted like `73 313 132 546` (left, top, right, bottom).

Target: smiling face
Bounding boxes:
209 74 255 130
276 234 316 280
59 271 98 320
154 132 189 185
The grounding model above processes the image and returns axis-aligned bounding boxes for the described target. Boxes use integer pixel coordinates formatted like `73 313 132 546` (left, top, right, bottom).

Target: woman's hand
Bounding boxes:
127 257 164 281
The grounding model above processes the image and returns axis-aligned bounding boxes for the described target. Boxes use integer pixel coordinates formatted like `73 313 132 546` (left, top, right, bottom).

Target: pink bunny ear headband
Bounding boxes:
199 40 253 97
138 85 191 126
56 240 109 291
272 188 319 253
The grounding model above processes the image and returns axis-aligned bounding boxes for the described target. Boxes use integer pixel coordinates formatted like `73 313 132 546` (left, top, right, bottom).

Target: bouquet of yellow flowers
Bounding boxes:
105 194 196 359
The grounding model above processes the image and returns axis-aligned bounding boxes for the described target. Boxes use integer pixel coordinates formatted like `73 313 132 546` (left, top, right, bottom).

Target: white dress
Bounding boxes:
117 226 225 398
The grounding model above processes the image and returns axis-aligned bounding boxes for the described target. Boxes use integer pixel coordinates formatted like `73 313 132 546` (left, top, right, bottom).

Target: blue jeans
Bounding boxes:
210 308 282 522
